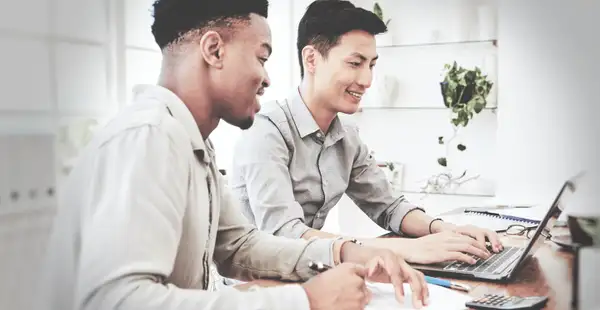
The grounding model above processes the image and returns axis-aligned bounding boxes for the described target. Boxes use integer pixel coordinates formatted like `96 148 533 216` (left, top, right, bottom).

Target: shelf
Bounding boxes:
377 39 497 49
357 106 498 112
399 189 495 198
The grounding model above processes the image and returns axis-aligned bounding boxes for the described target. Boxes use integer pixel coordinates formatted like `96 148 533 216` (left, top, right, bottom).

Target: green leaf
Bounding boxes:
438 136 444 144
474 102 484 113
452 118 460 126
373 3 383 19
437 157 447 167
457 144 467 151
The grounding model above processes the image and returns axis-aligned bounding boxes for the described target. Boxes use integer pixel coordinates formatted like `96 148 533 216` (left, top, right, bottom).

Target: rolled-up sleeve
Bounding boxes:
345 132 424 235
214 179 337 281
231 115 311 239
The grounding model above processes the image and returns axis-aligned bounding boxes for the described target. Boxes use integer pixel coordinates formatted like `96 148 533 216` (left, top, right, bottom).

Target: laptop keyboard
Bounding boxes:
443 246 522 274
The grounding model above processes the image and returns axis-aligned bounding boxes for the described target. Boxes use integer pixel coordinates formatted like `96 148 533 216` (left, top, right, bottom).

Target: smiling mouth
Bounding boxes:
346 90 363 99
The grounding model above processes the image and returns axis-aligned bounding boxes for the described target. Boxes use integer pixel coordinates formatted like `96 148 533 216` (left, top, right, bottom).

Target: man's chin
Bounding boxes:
224 116 254 130
238 118 254 130
337 103 361 115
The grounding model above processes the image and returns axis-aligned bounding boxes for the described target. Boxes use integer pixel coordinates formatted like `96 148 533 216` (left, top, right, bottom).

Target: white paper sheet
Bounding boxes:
495 205 548 222
366 282 472 310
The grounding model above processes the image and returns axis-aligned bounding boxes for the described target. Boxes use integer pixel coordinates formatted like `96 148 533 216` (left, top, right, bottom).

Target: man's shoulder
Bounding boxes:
91 99 188 150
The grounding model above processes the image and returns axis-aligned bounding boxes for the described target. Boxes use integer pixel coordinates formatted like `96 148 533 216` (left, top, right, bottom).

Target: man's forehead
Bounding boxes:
240 14 271 44
333 32 377 59
233 14 272 48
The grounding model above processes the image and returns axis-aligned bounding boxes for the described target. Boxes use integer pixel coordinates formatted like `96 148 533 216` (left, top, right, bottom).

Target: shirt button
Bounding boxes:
316 132 323 139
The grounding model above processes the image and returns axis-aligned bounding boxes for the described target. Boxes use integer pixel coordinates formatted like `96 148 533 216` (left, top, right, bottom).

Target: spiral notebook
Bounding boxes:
440 209 541 232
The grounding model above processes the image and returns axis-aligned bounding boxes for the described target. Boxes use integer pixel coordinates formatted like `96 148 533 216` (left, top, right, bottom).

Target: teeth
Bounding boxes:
347 91 362 99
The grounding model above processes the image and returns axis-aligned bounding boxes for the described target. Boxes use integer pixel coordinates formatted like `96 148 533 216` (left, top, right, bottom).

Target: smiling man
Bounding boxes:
230 0 503 266
36 0 429 309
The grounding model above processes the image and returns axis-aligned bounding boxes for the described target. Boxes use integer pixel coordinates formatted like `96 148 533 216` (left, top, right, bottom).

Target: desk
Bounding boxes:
445 232 573 310
239 226 574 310
430 207 574 310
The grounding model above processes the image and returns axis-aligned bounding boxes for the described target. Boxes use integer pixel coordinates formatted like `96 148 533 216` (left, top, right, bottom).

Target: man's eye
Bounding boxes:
349 61 361 67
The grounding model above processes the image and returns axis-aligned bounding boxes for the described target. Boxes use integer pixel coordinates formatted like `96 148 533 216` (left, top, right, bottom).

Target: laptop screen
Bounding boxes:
512 180 574 269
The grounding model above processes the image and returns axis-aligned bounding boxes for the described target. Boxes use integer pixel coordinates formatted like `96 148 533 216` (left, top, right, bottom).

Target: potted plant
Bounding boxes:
373 2 393 47
421 61 494 194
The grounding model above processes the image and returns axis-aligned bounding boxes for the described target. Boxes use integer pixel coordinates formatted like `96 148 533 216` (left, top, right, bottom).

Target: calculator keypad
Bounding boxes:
473 294 523 306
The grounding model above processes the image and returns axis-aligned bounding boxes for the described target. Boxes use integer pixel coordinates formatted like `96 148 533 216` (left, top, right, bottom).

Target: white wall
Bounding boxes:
495 1 600 205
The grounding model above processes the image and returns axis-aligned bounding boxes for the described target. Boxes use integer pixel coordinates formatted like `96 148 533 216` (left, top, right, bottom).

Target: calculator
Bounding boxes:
465 294 549 310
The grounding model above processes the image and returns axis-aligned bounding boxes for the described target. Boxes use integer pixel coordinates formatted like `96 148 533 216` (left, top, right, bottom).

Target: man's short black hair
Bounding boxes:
151 0 269 50
297 0 387 78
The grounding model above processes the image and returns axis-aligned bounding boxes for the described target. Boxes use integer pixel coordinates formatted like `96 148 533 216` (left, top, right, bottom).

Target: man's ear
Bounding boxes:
199 31 225 69
302 45 318 75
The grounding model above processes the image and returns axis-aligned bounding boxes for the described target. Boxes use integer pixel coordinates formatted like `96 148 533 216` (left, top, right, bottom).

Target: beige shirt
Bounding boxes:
230 88 423 238
38 85 337 310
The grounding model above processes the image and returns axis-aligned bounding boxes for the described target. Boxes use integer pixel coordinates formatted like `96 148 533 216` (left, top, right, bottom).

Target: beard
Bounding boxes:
223 115 254 130
236 117 254 130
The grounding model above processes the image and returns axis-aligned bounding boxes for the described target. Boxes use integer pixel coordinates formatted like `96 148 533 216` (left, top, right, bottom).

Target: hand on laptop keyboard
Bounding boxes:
393 231 495 265
441 224 504 253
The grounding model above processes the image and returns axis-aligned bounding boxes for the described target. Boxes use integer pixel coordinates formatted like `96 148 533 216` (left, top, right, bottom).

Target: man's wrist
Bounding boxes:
430 219 456 234
338 240 370 265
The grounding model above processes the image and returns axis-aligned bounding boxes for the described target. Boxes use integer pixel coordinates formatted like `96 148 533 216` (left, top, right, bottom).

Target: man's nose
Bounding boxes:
357 67 373 88
262 70 271 89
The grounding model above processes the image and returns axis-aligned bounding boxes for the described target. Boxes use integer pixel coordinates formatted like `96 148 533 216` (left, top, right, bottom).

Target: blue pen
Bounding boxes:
424 276 471 292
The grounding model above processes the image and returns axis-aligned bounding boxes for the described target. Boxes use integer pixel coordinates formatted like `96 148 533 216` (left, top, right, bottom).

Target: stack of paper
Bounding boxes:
495 205 548 222
366 282 472 310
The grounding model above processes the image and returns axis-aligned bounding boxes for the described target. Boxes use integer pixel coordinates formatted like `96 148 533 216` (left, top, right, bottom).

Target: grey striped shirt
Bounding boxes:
230 88 423 238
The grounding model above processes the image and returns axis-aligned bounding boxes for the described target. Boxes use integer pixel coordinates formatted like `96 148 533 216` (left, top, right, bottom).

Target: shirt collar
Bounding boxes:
132 84 211 163
289 87 346 143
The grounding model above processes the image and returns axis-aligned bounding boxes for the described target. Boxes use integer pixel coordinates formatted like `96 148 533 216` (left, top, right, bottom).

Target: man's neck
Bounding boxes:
299 79 337 133
158 64 220 140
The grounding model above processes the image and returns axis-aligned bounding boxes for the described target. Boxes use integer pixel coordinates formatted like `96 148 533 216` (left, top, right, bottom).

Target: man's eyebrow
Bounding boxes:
350 52 378 61
262 43 272 56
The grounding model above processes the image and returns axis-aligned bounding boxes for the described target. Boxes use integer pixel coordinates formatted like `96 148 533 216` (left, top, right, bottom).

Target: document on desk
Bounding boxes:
366 282 471 310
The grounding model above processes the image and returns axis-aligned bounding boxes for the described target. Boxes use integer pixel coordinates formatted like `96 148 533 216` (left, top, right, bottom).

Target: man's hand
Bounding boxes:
394 232 494 264
445 224 504 253
340 243 429 309
301 263 371 310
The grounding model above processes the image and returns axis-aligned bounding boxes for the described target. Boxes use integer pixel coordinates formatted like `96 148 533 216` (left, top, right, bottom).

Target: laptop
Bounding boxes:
410 178 576 282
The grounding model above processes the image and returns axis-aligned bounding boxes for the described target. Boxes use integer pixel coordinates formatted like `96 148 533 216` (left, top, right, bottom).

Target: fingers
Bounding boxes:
400 262 424 309
445 251 478 264
448 236 491 258
346 262 368 279
366 256 385 278
362 285 372 307
378 254 405 303
457 233 489 255
485 230 504 252
474 231 488 253
449 242 489 261
416 270 429 306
